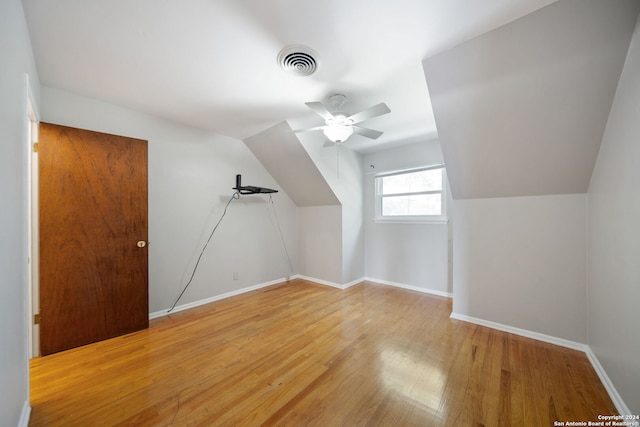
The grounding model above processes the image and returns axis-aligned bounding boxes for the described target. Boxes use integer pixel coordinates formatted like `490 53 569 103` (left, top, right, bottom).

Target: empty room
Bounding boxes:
2 0 640 425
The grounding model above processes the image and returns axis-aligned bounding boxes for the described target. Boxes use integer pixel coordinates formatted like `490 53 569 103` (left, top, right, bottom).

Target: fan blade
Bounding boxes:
293 126 324 133
353 126 384 140
305 102 335 121
347 103 391 124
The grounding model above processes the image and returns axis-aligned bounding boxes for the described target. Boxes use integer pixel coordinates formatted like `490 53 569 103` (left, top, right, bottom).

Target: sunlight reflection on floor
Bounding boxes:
380 348 446 417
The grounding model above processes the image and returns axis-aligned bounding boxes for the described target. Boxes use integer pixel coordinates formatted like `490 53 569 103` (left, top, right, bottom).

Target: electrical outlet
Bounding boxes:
233 272 238 280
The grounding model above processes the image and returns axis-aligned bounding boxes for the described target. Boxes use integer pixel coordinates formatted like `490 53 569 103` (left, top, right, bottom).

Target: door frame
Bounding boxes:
25 75 40 359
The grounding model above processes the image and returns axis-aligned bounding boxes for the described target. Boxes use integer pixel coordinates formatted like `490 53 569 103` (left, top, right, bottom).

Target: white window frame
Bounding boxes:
374 164 448 224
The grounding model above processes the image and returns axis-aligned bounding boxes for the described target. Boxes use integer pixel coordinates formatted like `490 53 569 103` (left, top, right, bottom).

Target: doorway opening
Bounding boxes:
25 77 39 358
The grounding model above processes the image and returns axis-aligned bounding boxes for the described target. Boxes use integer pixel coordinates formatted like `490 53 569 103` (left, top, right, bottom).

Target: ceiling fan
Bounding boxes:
294 94 391 146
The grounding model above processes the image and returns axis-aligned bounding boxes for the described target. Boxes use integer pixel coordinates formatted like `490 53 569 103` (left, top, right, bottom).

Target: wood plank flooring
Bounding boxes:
29 279 617 426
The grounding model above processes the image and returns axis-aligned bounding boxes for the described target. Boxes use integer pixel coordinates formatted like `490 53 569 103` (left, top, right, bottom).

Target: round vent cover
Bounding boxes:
277 45 319 77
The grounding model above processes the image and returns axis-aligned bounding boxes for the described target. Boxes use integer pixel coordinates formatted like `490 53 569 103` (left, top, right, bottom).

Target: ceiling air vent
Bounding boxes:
277 45 319 77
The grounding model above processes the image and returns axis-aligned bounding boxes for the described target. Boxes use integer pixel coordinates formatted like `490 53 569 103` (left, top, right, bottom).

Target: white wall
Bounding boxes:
587 13 640 414
0 0 40 424
242 122 347 285
297 206 343 284
298 137 365 284
364 141 449 294
452 194 587 343
335 147 365 284
41 87 298 313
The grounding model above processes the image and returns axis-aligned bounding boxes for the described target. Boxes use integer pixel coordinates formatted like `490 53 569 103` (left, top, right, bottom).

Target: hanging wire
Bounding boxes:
268 194 294 276
167 192 240 313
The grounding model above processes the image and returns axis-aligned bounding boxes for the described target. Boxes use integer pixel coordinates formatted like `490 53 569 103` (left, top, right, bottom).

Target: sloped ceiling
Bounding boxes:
243 121 339 207
423 0 640 200
21 0 561 153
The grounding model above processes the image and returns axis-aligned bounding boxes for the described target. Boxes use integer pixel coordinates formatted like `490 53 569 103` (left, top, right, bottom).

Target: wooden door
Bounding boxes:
39 123 149 356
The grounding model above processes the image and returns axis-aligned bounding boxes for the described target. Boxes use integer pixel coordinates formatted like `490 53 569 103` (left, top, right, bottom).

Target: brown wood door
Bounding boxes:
39 122 149 356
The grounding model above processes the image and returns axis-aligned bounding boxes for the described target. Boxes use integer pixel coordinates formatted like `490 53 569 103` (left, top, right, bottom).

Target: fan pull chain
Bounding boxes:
337 144 340 179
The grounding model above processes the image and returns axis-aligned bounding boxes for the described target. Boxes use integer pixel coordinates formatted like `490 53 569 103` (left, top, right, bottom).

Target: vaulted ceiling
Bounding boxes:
22 0 639 202
22 0 559 153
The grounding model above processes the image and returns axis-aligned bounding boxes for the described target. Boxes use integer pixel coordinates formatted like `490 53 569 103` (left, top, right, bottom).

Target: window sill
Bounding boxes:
374 218 448 225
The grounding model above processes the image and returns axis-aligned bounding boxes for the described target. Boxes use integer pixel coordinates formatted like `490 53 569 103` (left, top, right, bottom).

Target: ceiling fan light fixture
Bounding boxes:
323 124 354 143
296 95 390 145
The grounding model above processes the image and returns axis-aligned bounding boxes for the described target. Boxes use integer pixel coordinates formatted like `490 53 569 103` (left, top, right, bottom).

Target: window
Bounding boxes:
375 165 447 223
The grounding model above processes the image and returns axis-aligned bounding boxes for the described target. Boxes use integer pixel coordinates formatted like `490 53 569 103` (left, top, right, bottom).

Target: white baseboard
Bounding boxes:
291 275 453 297
343 277 365 289
365 277 453 298
584 347 631 415
450 312 630 414
290 274 349 289
149 277 289 319
18 401 31 427
449 312 588 351
151 275 355 319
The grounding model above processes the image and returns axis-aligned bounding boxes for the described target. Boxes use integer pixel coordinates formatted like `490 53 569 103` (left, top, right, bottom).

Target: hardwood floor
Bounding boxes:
29 279 616 426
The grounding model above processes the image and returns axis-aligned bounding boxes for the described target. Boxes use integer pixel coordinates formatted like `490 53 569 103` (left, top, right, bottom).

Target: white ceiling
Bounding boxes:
22 0 559 153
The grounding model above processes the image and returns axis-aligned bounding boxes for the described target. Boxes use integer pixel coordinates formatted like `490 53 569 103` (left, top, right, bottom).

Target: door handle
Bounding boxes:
136 241 147 248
